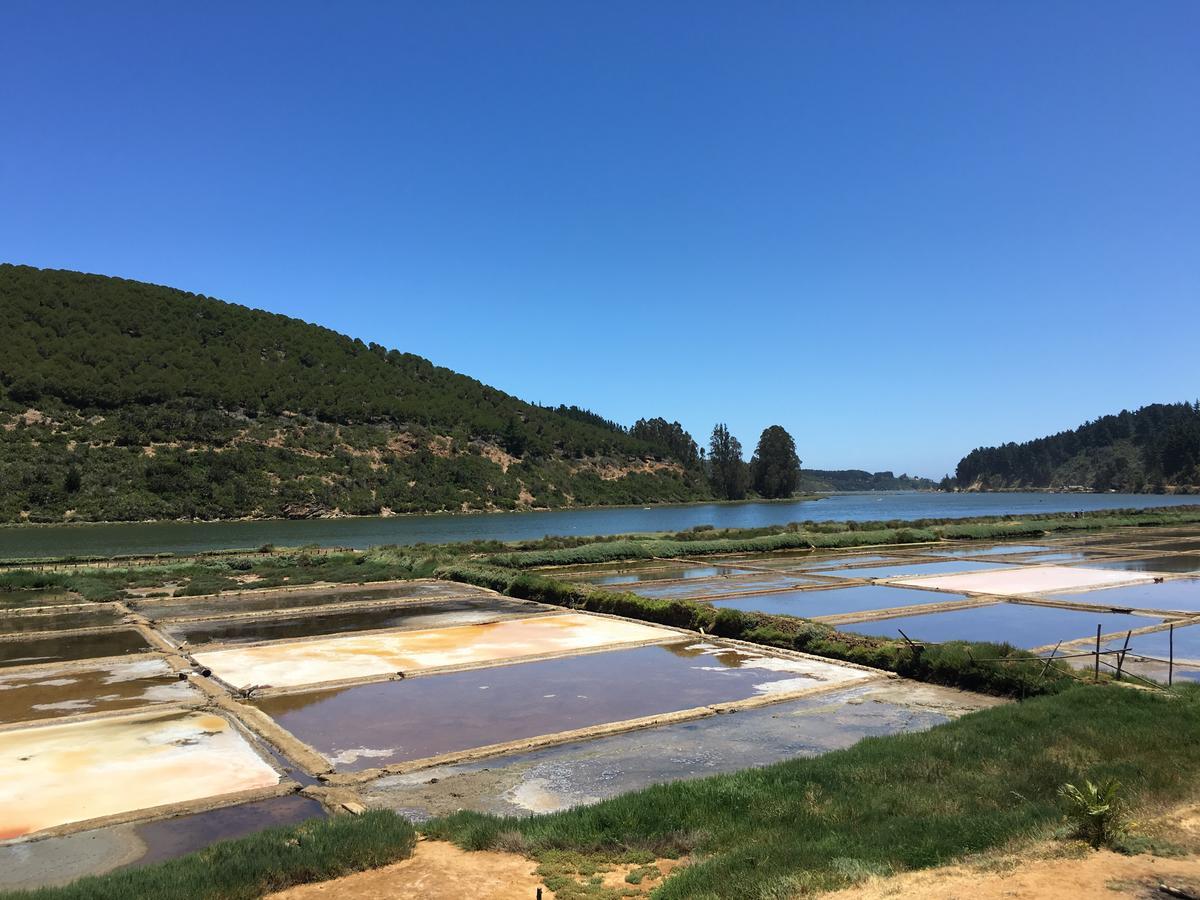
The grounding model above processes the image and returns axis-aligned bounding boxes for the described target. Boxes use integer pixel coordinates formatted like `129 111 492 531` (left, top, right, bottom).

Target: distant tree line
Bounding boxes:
952 402 1200 492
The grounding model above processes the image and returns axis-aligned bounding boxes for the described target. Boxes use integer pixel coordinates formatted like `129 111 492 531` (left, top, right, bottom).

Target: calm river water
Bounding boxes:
1 492 1196 560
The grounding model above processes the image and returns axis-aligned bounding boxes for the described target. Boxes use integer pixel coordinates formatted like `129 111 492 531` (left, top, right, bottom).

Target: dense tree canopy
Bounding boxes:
708 424 748 500
954 402 1200 492
750 425 801 499
0 265 711 521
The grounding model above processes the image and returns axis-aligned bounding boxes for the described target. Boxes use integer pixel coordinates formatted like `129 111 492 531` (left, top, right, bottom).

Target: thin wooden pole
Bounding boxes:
1116 630 1132 680
1169 623 1175 687
1094 623 1102 682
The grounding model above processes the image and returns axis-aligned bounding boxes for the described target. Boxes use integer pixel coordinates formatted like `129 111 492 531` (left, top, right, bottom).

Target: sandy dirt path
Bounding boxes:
267 839 551 900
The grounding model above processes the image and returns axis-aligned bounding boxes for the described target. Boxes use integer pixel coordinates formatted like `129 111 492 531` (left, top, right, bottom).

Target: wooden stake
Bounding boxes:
1116 630 1132 680
1169 623 1175 687
1094 623 1102 682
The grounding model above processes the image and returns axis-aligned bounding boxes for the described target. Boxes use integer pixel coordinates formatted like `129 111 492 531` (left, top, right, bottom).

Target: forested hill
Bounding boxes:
0 265 710 522
797 470 936 492
954 403 1200 493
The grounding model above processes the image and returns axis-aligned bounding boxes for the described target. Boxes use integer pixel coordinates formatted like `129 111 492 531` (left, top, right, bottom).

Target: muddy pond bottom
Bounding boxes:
0 708 280 838
131 580 489 621
254 640 878 770
163 596 549 646
0 629 152 669
0 606 126 635
0 657 198 725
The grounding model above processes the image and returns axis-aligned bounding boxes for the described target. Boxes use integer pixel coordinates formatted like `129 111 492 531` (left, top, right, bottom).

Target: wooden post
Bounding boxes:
1094 623 1102 682
1169 623 1175 687
1116 630 1132 680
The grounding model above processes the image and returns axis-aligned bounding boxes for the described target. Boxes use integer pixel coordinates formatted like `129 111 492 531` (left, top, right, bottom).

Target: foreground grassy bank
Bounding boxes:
426 684 1200 899
10 687 1196 900
1 810 416 900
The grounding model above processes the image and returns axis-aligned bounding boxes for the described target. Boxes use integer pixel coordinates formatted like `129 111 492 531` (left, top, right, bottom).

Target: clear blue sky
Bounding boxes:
3 2 1197 477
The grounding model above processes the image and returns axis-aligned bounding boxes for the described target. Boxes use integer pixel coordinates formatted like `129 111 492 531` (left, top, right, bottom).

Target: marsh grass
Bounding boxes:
427 685 1200 899
1 810 416 900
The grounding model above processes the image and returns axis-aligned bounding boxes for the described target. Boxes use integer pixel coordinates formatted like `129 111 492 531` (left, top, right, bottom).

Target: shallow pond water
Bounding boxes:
131 581 481 621
838 603 1160 648
164 597 548 646
710 584 971 619
633 573 823 599
0 794 327 891
0 607 124 635
1006 551 1125 564
0 629 151 669
361 681 999 819
1081 555 1200 575
0 657 196 724
1105 624 1200 663
1144 539 1200 552
0 591 82 610
1042 578 1200 612
571 565 752 585
129 794 326 867
254 639 873 770
706 553 907 572
927 544 1052 558
824 560 1014 580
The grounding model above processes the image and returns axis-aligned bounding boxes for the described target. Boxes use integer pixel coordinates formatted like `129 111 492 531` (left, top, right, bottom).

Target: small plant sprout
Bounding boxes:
1058 778 1126 849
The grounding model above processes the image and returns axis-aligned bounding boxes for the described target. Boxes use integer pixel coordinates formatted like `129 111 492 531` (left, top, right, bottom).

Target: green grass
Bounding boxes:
1 810 416 900
426 685 1200 899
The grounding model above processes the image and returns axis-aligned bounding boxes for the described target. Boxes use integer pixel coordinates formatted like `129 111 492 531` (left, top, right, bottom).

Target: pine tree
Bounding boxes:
708 423 747 500
750 425 801 499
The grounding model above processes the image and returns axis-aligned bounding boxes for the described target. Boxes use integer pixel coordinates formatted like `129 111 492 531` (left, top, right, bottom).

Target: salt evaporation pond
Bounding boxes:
1043 579 1200 613
839 603 1161 649
254 640 875 770
0 629 151 669
164 597 549 646
710 584 972 619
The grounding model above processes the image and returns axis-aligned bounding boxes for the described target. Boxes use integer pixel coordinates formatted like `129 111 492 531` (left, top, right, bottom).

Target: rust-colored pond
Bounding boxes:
164 597 547 646
0 629 151 669
255 640 873 770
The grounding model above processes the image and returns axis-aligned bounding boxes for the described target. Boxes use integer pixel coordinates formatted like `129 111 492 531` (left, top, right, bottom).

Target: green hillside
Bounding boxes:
954 402 1200 493
0 265 710 522
797 469 936 492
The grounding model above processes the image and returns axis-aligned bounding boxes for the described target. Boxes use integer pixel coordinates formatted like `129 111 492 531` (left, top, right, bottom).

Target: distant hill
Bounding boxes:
798 469 937 492
0 265 710 522
954 402 1200 493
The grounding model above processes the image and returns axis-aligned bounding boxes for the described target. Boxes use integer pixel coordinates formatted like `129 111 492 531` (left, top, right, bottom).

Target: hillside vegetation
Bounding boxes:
955 402 1200 493
0 265 710 522
798 469 936 492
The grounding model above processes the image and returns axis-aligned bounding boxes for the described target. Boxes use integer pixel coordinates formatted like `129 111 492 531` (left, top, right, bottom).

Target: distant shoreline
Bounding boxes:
0 492 834 530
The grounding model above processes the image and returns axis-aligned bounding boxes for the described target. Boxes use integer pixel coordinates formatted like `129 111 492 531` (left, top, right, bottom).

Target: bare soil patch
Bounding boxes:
266 839 549 900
